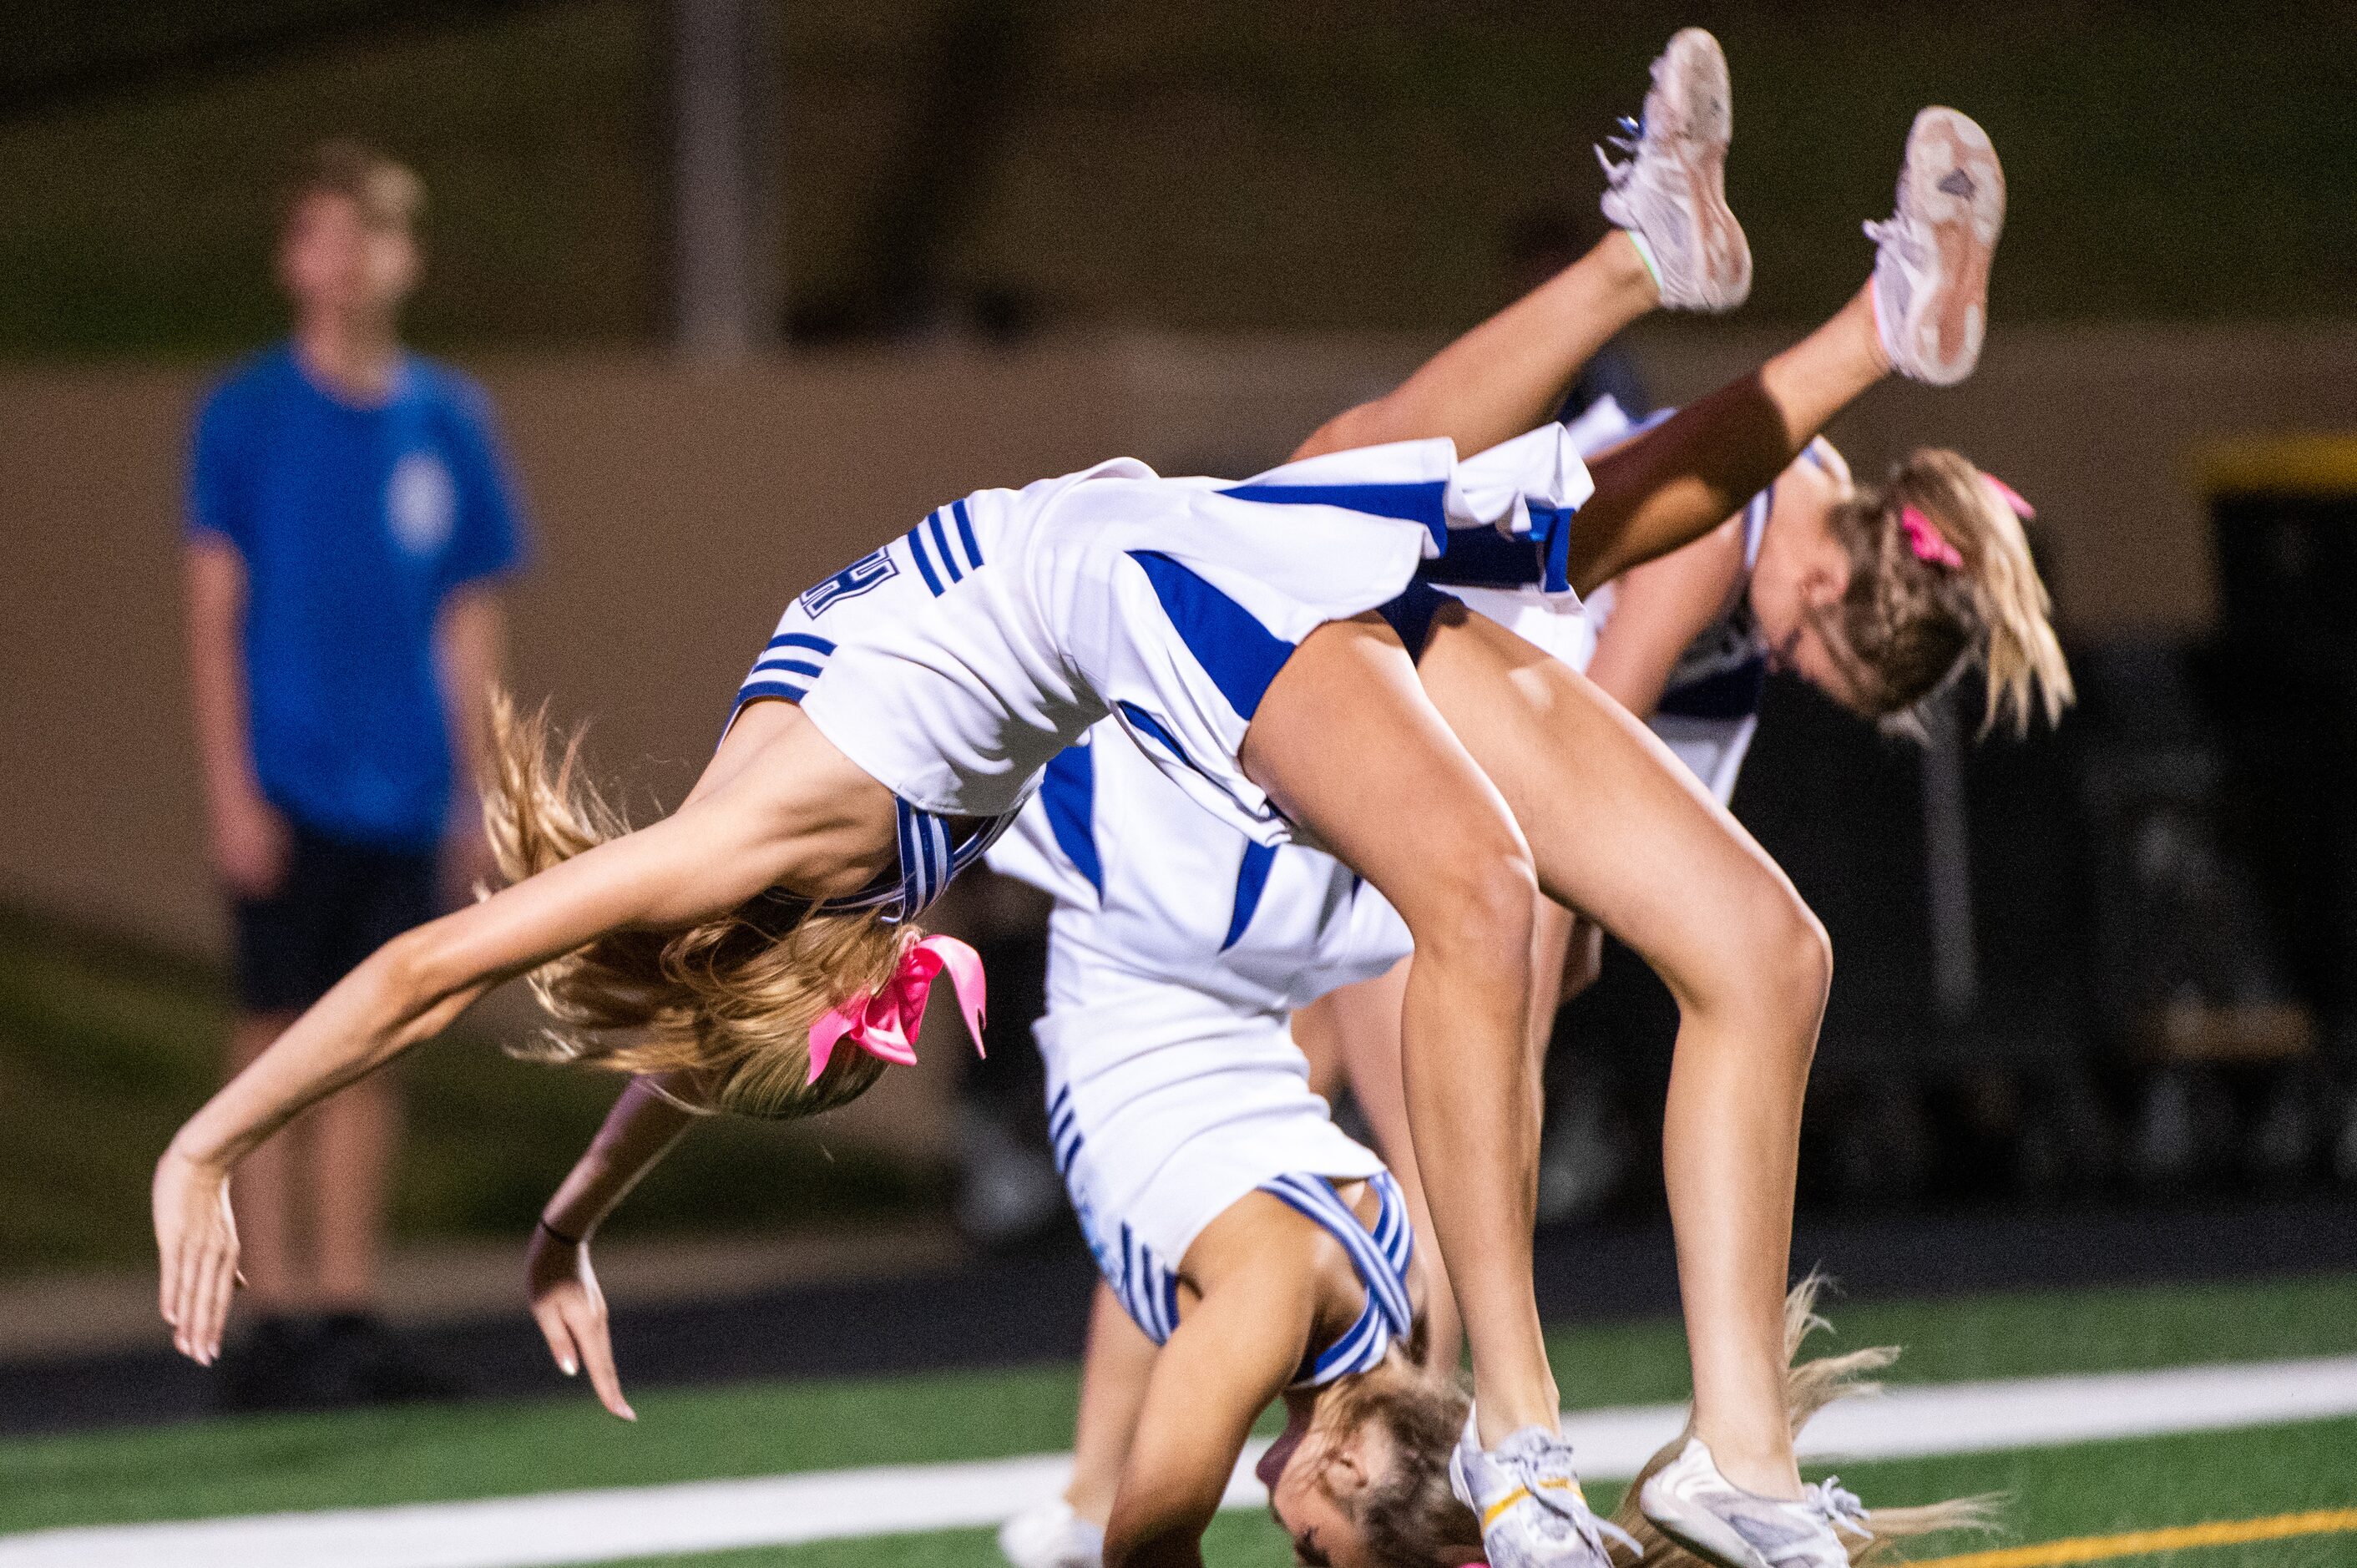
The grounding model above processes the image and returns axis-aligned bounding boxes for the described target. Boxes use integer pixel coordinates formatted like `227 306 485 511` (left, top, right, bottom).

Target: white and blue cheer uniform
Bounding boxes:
1418 396 1789 807
986 720 1418 1387
729 426 1593 921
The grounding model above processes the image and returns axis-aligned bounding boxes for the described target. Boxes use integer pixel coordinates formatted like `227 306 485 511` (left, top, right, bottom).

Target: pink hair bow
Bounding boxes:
1899 505 1965 569
806 935 986 1085
1980 473 2036 518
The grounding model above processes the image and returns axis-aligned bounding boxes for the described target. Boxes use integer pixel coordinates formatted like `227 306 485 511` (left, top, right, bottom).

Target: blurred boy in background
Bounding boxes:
182 140 529 1409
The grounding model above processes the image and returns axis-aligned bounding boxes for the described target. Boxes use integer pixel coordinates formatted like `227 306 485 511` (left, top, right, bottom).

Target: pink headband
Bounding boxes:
1899 473 2035 571
807 935 986 1085
1899 506 1964 569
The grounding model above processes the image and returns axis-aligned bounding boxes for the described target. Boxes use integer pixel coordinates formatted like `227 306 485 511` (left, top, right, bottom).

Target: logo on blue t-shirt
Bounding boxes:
387 451 458 557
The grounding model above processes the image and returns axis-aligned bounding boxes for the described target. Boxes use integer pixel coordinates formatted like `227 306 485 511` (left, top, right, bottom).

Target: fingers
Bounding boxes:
164 1230 205 1356
569 1300 634 1422
529 1286 633 1420
159 1233 183 1330
188 1240 233 1365
174 1242 212 1361
532 1295 581 1378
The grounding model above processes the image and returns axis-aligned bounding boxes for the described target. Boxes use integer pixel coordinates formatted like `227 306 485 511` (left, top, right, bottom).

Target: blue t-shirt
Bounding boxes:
187 345 528 851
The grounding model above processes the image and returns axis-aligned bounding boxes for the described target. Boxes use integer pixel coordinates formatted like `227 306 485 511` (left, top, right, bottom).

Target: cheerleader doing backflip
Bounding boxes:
997 422 2061 1568
965 36 2061 1568
156 28 2040 1568
532 33 2051 1568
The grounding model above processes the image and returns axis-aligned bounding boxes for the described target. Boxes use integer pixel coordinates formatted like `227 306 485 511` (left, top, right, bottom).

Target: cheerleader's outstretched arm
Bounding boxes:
156 704 896 1365
524 1074 705 1420
1102 1226 1316 1568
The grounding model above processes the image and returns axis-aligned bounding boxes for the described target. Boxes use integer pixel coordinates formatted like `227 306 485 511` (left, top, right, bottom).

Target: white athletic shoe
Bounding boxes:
1598 28 1751 313
1450 1415 1641 1568
997 1498 1104 1568
1865 107 2006 386
1638 1436 1875 1568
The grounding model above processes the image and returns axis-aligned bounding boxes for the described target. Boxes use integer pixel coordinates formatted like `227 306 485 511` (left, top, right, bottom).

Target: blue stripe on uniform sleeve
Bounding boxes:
927 512 964 583
905 525 945 595
952 498 984 569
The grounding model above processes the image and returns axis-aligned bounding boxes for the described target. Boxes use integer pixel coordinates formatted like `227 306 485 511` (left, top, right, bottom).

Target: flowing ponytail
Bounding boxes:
482 694 910 1120
1818 448 2074 738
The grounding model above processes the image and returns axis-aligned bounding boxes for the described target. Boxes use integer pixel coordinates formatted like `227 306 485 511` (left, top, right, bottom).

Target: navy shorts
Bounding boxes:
1375 580 1464 662
232 823 440 1014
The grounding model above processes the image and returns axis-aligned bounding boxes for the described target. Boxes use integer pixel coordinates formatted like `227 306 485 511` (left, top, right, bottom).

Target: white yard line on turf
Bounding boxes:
8 1354 2357 1568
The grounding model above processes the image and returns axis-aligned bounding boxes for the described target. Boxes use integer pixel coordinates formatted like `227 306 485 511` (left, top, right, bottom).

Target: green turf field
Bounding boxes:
6 1272 2355 1565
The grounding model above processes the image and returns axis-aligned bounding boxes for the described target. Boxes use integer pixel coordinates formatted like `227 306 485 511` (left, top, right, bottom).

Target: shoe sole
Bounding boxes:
1638 1475 1774 1568
1896 106 2005 385
1652 28 1750 311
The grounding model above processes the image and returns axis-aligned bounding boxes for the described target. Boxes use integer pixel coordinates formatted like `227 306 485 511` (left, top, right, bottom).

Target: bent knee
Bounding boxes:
1412 837 1540 957
1783 902 1834 1009
1677 882 1831 1034
1742 891 1832 1025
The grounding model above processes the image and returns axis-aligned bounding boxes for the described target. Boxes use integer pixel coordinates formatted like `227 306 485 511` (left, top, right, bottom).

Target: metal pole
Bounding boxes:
1921 694 1980 1022
670 0 776 358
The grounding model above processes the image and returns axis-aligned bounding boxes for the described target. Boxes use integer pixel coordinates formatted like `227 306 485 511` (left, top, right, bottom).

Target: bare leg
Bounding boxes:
1569 285 1888 594
308 1075 399 1310
1242 615 1553 1439
226 1011 302 1310
1292 231 1660 462
1418 605 1827 1497
1066 1282 1160 1528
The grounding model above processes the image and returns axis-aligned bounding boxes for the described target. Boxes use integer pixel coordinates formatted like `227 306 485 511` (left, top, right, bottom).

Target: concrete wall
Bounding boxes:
4 323 2354 1146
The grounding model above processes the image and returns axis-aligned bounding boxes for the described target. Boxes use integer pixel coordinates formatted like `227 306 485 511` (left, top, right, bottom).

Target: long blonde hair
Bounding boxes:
1818 448 2074 738
1607 1275 2000 1565
483 695 909 1120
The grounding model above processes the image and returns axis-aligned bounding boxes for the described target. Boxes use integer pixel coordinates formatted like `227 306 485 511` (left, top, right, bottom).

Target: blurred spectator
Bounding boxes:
182 141 529 1409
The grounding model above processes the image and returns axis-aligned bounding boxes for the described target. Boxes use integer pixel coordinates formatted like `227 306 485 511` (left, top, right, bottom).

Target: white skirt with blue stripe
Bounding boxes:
726 429 1593 922
1035 995 1415 1388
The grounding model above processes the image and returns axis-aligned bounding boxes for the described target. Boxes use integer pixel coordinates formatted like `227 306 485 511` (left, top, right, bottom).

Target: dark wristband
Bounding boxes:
538 1216 585 1247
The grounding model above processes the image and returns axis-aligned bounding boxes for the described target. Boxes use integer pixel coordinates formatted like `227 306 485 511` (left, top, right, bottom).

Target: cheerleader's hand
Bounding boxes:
527 1222 635 1421
154 1143 242 1365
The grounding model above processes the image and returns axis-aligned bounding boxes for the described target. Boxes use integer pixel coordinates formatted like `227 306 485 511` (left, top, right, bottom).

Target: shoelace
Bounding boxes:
1803 1477 1874 1541
1594 115 1645 187
1860 214 1931 307
1860 216 1918 257
1509 1449 1645 1559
